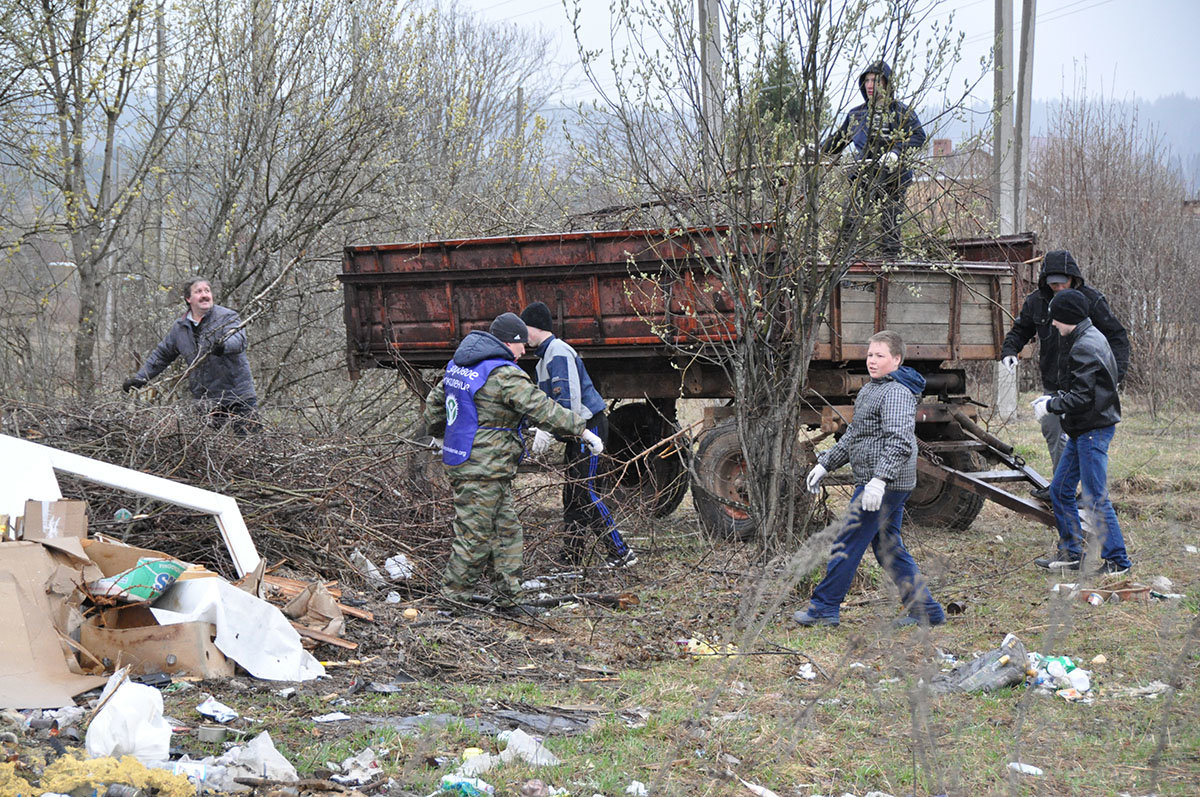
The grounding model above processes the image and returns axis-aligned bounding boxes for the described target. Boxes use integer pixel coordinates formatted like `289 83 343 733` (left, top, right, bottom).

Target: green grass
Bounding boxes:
157 396 1197 795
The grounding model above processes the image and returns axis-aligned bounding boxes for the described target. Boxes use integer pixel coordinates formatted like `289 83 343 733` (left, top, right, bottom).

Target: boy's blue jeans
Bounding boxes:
1050 424 1131 568
806 485 944 623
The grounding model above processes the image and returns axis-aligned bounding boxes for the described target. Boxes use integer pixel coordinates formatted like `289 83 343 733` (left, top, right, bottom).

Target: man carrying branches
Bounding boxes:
122 277 259 434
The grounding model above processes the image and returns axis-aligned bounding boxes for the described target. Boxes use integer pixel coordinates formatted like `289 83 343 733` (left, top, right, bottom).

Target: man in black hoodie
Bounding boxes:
1000 250 1129 499
822 61 927 259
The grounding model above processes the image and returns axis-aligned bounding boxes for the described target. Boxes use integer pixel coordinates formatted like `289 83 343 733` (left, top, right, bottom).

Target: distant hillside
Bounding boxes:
922 94 1200 193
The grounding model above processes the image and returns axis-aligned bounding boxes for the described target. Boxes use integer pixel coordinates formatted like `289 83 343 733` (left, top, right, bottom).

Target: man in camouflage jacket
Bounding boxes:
424 313 601 613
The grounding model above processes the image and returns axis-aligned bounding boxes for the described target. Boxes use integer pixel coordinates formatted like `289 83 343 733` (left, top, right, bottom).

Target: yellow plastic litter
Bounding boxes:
0 761 34 797
684 638 738 658
41 754 194 797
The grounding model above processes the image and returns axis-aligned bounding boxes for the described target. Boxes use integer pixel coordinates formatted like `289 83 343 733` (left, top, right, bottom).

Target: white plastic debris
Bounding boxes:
1184 545 1198 554
385 553 414 581
151 577 324 681
196 696 239 723
351 548 387 587
797 662 817 680
625 781 648 796
499 728 560 766
1067 668 1092 693
1008 762 1044 776
330 747 382 785
736 775 781 796
386 591 402 604
312 712 352 722
84 669 171 764
521 579 546 591
170 731 298 793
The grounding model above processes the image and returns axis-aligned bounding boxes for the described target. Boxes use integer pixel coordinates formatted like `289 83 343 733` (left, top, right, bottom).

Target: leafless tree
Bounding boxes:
569 0 969 551
1028 84 1200 413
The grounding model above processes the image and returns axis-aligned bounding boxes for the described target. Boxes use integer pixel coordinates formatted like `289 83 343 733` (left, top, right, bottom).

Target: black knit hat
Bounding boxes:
520 301 553 332
489 312 528 344
1048 289 1089 325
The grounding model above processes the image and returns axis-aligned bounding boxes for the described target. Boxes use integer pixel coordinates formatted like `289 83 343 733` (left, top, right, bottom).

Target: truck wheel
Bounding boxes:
691 420 758 541
905 451 986 531
607 403 690 517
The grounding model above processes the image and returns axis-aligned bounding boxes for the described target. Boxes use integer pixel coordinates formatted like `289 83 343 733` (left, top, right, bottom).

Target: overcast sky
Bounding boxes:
461 0 1199 107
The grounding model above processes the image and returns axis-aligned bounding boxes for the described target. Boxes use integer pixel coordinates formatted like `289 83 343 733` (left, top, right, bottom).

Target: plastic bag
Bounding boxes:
84 669 171 764
931 636 1029 693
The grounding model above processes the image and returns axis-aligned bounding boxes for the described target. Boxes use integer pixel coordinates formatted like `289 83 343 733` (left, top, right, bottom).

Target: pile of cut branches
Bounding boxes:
1 400 450 588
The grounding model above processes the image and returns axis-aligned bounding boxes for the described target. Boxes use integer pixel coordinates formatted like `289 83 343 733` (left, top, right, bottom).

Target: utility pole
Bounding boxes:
1013 0 1036 232
993 0 1015 236
993 0 1018 418
698 0 723 182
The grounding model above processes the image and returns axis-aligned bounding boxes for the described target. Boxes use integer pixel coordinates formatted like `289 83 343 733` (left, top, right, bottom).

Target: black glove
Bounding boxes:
210 339 226 356
122 376 146 393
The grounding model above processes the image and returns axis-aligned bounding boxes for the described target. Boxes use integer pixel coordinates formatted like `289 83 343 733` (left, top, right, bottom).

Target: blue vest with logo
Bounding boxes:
442 358 520 466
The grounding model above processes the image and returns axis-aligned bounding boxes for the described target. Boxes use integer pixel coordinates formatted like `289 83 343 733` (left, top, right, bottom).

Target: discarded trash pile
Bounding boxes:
2 401 449 583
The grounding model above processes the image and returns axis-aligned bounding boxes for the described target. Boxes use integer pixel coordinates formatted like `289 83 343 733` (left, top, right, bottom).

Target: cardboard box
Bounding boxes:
75 539 232 678
23 500 87 541
0 541 106 708
80 614 234 679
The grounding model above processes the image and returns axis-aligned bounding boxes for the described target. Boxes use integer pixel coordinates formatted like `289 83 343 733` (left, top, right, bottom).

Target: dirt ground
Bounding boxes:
6 398 1198 797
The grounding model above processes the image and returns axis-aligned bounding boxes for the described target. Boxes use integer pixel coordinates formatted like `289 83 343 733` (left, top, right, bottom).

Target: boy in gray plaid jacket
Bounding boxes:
794 330 945 627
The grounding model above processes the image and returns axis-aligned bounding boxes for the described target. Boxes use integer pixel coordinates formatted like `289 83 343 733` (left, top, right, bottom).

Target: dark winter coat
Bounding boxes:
136 304 257 406
1046 319 1121 437
821 61 927 188
818 365 926 491
424 330 585 481
1000 256 1130 391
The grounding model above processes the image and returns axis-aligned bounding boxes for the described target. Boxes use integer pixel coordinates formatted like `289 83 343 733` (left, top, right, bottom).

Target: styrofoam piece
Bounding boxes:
0 434 260 576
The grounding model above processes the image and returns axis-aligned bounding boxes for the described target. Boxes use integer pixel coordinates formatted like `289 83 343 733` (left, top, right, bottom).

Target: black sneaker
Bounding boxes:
1092 560 1131 577
1030 486 1051 502
1034 553 1081 570
605 550 638 569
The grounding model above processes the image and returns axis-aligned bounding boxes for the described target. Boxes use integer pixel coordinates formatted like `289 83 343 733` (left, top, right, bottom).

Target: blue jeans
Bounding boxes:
807 487 944 622
1050 424 1131 567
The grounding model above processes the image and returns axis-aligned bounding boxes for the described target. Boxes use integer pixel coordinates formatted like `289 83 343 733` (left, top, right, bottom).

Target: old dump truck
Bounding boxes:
339 227 1053 539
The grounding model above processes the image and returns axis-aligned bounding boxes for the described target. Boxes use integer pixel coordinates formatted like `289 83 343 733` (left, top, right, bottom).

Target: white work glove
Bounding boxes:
1031 395 1052 421
1002 355 1018 373
580 429 604 456
531 428 554 456
861 477 887 512
805 464 827 494
880 150 899 169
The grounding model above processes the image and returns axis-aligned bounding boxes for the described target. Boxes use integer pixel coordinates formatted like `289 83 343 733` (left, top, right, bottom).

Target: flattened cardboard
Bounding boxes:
23 499 87 542
0 544 106 709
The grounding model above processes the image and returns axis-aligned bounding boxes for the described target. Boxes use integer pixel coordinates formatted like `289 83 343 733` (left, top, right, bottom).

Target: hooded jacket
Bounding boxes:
1000 254 1130 391
818 365 926 491
1046 319 1121 436
135 304 257 406
424 330 586 480
821 61 927 187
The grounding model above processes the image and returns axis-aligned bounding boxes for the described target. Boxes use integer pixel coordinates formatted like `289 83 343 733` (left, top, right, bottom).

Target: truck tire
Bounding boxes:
607 403 690 517
691 420 758 541
905 451 986 531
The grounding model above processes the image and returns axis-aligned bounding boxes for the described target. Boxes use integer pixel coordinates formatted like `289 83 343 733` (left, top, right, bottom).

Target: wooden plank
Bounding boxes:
291 622 359 650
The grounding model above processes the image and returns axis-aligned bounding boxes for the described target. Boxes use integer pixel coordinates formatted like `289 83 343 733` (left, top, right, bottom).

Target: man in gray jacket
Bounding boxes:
794 330 944 628
123 278 258 432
